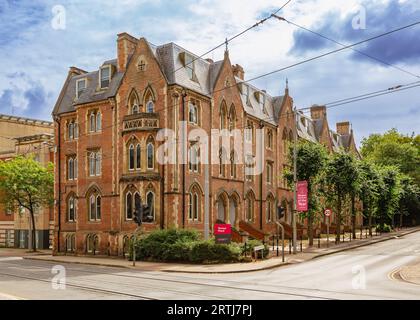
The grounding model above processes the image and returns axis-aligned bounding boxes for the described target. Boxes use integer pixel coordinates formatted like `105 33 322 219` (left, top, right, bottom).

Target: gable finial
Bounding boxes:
286 78 289 89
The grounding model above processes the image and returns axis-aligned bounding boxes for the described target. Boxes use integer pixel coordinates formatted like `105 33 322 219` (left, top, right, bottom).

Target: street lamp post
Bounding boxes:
292 107 298 254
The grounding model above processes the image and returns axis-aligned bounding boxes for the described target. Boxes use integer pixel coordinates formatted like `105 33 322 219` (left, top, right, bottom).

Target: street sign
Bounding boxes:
297 180 308 211
214 224 231 244
324 208 332 217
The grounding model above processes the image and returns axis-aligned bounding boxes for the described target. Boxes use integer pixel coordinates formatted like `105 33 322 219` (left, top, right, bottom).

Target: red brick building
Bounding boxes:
52 33 359 255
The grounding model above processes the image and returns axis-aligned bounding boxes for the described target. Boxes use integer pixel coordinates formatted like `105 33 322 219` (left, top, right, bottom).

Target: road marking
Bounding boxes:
0 257 23 262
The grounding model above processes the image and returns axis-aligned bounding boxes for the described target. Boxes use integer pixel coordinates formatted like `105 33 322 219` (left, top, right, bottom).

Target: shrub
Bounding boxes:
130 229 199 261
189 240 241 263
241 239 269 258
376 223 393 233
130 229 243 263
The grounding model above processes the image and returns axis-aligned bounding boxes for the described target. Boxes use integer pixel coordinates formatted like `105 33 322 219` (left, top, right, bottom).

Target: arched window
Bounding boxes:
89 113 96 132
68 196 76 221
219 147 226 177
147 142 154 169
126 192 133 220
146 100 154 113
188 102 198 124
230 151 236 178
145 191 155 222
267 129 273 149
188 190 200 221
68 122 74 140
86 234 98 254
129 90 140 114
228 105 236 131
88 189 101 221
96 112 102 131
246 192 254 222
220 103 227 130
128 144 135 170
266 196 274 222
134 192 141 217
136 144 141 169
68 157 74 180
189 144 199 173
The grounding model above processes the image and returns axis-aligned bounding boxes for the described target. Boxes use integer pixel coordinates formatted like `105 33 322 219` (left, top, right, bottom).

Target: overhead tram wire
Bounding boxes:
140 0 294 91
50 16 420 156
272 15 420 80
32 80 420 162
55 0 294 140
231 19 420 88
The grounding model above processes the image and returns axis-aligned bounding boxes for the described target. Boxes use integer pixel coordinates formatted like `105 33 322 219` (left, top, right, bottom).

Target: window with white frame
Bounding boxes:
246 193 254 222
88 192 101 221
88 110 101 133
76 78 86 99
128 144 135 171
67 120 78 140
188 144 200 173
188 101 198 124
100 66 111 89
185 54 195 80
88 150 101 176
68 195 76 221
188 190 200 221
67 156 77 180
266 197 274 222
146 100 154 113
266 162 273 184
145 191 155 222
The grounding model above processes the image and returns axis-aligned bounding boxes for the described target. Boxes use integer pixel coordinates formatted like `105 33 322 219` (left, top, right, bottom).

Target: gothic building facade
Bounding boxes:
52 33 359 255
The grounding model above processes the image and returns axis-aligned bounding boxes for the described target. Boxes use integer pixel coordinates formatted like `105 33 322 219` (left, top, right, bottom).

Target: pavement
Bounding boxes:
2 230 420 299
22 226 420 274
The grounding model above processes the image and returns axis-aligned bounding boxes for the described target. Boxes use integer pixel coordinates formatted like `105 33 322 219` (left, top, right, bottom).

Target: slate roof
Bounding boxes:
53 38 285 127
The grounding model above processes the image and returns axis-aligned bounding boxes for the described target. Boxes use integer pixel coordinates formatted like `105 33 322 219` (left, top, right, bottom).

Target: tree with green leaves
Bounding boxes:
361 129 419 185
357 160 381 236
396 174 419 227
0 156 54 251
324 152 359 243
375 165 402 231
284 140 328 246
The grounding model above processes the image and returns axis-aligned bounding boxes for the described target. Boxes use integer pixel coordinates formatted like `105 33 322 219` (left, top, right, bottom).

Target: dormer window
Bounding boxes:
76 79 86 99
100 65 111 89
185 54 194 80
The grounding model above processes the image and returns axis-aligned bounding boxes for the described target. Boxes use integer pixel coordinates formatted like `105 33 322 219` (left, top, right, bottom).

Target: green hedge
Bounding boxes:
130 229 267 263
376 223 393 233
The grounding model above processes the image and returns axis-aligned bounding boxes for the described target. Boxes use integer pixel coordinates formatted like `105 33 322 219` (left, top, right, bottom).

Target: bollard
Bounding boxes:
342 230 345 242
272 236 275 251
276 236 279 257
318 236 320 248
365 228 368 239
289 238 292 254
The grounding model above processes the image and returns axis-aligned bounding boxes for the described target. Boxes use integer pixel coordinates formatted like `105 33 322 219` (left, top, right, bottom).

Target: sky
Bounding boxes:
0 0 419 145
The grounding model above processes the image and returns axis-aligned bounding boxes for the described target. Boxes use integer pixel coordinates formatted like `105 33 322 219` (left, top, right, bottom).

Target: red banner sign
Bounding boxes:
214 224 231 235
297 180 308 212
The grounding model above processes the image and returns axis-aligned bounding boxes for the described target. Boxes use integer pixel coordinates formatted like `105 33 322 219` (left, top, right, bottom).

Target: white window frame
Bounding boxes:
147 142 154 170
76 78 87 99
99 65 111 89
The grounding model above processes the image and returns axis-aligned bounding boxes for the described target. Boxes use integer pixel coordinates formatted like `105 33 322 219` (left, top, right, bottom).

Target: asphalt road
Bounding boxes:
0 231 419 300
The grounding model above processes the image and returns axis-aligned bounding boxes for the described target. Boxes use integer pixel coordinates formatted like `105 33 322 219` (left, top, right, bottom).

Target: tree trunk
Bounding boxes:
308 214 313 246
307 185 313 246
368 209 373 237
336 196 342 243
351 195 356 239
30 210 37 252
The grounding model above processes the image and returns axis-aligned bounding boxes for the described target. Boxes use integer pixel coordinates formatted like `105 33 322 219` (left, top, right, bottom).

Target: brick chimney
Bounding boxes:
336 121 350 135
232 64 244 80
310 105 327 120
117 32 137 72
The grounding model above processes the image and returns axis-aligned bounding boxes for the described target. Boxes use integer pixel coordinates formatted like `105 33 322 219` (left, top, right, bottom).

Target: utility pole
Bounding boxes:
292 107 298 254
